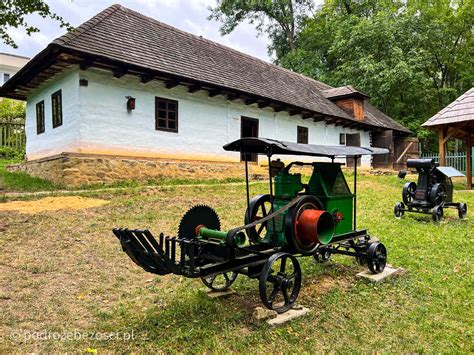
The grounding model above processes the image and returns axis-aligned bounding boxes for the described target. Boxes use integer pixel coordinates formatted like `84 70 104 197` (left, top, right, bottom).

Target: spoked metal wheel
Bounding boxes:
458 203 467 219
201 271 238 291
402 182 417 205
313 248 331 263
432 205 444 222
259 252 302 313
245 194 272 243
367 242 387 274
394 202 405 218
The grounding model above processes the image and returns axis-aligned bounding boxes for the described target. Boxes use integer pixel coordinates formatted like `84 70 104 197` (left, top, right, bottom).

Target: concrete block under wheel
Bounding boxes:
204 288 236 298
267 305 310 327
356 266 406 283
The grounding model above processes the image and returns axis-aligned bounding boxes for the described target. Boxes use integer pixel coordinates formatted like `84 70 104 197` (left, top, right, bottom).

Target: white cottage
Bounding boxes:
1 5 410 185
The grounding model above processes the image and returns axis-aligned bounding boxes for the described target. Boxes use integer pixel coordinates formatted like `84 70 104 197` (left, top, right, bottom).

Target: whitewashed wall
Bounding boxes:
26 67 371 166
25 69 80 160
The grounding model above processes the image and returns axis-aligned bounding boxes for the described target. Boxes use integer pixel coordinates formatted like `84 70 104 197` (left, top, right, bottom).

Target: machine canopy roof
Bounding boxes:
436 166 465 177
223 137 389 158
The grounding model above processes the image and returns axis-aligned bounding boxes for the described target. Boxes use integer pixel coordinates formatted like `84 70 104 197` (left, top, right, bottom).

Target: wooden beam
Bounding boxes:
245 98 258 105
289 109 301 116
273 106 285 112
79 58 94 70
140 74 154 83
395 141 414 164
258 102 270 109
113 67 128 78
226 93 240 101
165 80 179 89
467 134 472 189
439 127 447 166
302 112 313 119
188 85 202 93
208 90 220 97
313 115 325 122
326 118 337 125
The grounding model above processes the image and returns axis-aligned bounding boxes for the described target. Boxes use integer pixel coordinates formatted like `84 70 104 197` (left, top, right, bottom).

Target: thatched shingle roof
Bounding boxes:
1 4 410 134
422 87 474 127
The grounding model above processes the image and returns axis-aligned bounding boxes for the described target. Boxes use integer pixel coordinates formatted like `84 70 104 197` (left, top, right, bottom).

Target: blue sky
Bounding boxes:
0 0 278 62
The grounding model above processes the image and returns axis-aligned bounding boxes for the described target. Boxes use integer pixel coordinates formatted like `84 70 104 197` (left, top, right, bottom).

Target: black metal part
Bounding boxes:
259 252 302 313
244 194 272 243
395 158 467 221
201 271 238 291
367 242 387 274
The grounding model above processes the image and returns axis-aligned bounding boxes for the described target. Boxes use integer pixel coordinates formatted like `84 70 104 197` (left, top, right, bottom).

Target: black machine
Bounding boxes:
394 158 467 221
112 138 390 313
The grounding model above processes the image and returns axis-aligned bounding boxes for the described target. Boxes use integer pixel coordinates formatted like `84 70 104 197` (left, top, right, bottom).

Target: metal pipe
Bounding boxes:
244 153 251 225
353 156 358 231
267 154 277 244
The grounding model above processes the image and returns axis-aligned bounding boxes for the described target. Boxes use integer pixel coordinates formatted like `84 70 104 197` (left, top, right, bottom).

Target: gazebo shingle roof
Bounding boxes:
422 87 474 127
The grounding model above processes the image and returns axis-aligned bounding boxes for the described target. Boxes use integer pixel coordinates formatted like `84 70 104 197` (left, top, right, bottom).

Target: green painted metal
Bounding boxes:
308 163 353 235
197 227 227 241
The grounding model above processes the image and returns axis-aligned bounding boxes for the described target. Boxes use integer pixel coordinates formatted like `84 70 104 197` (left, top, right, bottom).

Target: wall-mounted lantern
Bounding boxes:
126 96 136 110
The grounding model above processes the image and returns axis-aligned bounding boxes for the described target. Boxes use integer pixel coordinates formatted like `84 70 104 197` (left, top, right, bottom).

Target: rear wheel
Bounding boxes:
429 183 445 206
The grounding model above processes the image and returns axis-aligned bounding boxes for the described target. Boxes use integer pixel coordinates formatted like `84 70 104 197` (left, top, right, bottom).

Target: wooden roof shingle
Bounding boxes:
1 4 410 134
422 87 474 127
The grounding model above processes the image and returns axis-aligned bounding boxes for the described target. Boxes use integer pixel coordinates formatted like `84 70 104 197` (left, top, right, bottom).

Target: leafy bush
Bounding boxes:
0 146 25 160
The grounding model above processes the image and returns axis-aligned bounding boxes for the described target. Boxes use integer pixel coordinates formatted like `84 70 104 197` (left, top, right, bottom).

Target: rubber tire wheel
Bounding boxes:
201 271 238 291
394 202 405 218
458 203 467 219
259 252 302 314
402 182 417 205
367 242 387 274
432 205 443 222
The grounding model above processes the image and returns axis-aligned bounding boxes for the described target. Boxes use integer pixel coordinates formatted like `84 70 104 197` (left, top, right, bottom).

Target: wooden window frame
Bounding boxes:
51 90 63 128
155 97 178 133
297 126 308 144
36 100 45 135
340 133 346 145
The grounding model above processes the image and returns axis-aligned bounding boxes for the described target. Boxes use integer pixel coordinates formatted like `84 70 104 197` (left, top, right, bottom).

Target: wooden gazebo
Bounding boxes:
422 88 473 189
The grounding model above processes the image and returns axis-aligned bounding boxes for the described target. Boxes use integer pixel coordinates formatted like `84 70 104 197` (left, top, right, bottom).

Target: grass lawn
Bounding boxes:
0 174 472 352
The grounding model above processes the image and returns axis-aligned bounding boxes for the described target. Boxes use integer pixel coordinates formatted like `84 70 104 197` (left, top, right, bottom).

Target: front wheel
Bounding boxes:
394 202 405 218
458 203 467 219
259 252 302 313
201 271 238 291
432 205 443 222
367 242 387 274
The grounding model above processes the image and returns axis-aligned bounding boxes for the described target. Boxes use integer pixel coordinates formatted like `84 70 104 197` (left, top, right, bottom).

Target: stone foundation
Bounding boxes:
7 153 266 186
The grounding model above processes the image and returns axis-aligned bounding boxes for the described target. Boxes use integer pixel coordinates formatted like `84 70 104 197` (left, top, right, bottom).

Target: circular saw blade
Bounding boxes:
177 205 221 239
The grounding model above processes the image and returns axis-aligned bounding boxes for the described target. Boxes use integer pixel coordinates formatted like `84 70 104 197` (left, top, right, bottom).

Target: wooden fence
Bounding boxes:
0 121 25 151
421 150 474 176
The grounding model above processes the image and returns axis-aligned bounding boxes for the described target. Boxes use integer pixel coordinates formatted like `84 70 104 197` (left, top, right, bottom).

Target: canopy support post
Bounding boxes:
267 154 277 245
244 151 251 223
353 155 359 231
467 135 472 189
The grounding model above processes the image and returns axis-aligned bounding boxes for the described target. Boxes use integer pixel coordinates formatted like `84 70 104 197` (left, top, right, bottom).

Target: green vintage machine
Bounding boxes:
113 138 389 313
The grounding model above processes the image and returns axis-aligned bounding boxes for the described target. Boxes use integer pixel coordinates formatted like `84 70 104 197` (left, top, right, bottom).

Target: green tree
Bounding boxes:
0 98 25 122
0 0 72 48
208 0 314 60
281 0 473 149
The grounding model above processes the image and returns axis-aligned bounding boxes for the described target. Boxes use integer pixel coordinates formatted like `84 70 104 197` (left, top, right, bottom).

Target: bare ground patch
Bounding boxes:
0 196 109 214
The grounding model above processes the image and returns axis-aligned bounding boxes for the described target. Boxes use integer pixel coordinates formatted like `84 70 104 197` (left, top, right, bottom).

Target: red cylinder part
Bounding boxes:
296 209 335 245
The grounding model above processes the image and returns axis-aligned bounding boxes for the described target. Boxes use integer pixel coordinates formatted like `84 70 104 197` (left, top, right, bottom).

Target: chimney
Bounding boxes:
322 85 369 121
